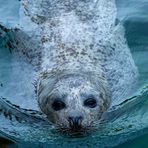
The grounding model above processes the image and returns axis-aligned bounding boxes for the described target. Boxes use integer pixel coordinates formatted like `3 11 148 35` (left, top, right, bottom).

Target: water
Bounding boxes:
0 0 148 147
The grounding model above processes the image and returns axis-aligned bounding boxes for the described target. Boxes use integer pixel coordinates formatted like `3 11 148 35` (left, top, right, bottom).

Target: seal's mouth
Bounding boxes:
53 119 98 136
53 125 96 137
67 116 83 130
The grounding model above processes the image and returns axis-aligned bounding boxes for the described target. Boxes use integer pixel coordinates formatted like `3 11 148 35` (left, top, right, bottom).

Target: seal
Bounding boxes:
0 0 138 131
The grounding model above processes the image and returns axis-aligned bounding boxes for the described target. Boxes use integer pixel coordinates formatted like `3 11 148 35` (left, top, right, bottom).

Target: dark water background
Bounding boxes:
116 0 148 146
0 0 148 147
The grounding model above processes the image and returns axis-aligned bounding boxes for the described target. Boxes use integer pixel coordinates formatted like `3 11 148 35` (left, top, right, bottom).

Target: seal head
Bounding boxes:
37 71 111 131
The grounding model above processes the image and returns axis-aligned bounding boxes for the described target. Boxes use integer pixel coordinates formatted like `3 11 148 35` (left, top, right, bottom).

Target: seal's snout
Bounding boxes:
68 116 83 129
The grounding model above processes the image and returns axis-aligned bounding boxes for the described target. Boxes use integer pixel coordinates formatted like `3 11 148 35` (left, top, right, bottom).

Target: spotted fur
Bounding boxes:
0 0 138 129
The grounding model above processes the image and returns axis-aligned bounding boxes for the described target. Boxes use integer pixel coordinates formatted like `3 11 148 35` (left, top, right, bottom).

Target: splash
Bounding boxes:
0 86 148 147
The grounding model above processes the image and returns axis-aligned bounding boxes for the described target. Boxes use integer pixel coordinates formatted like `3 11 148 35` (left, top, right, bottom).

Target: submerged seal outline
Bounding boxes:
0 0 138 131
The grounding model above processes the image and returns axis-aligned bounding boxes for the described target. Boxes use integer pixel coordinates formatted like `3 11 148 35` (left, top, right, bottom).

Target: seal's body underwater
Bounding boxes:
0 0 137 131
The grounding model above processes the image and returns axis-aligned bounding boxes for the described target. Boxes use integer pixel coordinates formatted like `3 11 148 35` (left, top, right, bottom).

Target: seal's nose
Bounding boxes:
68 116 83 129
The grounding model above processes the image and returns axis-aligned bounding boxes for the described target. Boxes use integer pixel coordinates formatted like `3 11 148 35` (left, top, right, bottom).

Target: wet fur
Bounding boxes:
0 0 138 129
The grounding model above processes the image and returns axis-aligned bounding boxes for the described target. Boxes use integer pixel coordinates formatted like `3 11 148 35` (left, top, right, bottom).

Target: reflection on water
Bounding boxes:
0 0 148 147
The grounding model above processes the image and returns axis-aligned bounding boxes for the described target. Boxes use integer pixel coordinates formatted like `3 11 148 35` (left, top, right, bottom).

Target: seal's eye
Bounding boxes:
52 100 66 111
84 98 97 108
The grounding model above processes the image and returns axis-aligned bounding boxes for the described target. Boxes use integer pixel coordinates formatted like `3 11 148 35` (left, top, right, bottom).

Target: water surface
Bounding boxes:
0 0 148 147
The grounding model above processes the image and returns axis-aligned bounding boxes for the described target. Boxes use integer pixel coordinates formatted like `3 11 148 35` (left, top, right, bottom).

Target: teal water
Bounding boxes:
0 0 148 147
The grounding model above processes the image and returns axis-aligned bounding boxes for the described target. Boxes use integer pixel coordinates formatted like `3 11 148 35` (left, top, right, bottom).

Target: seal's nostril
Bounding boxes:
68 116 83 129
